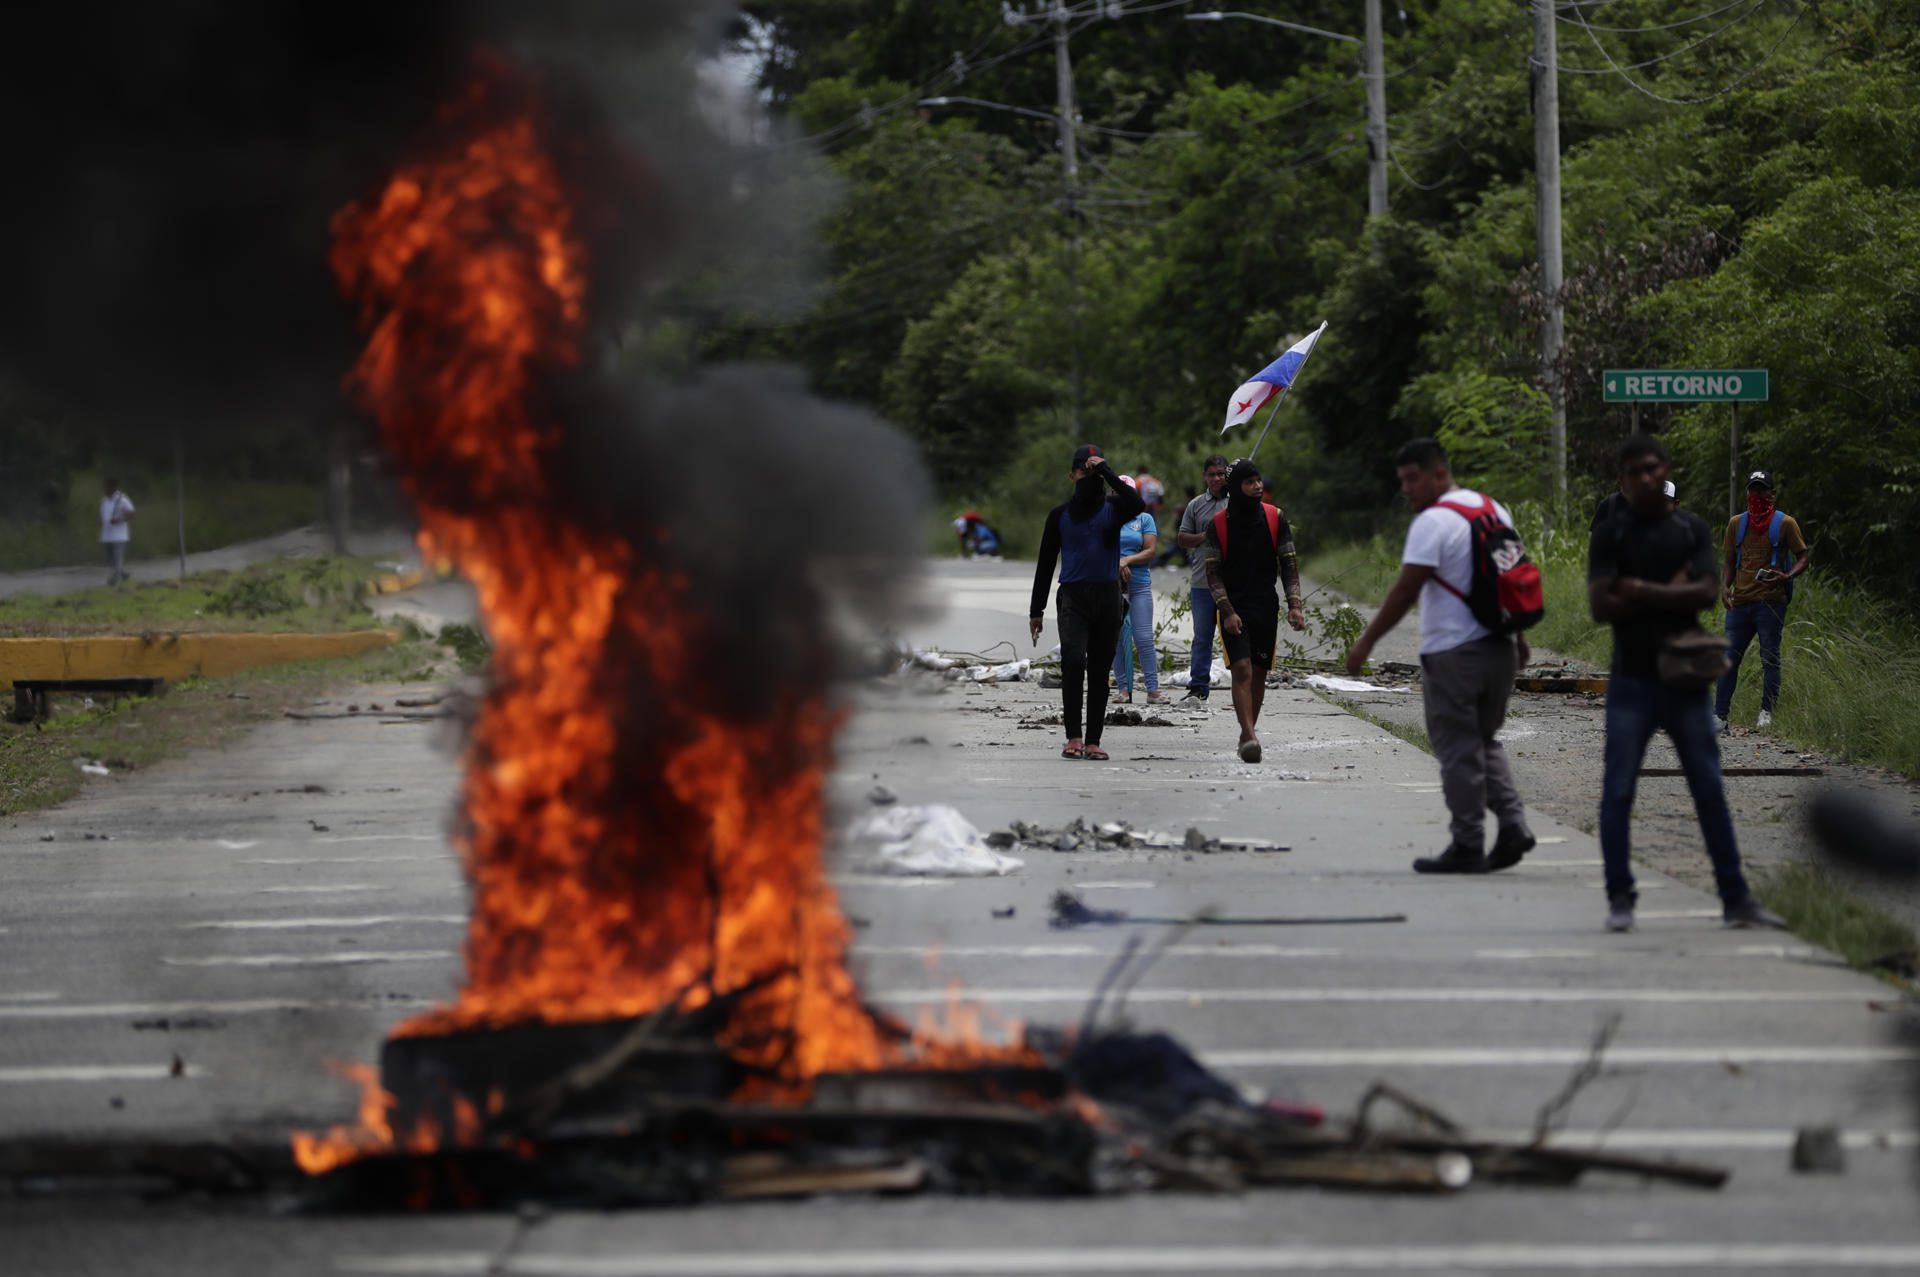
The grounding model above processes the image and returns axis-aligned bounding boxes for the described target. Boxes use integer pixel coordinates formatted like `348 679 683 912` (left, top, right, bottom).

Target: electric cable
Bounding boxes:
1563 0 1807 106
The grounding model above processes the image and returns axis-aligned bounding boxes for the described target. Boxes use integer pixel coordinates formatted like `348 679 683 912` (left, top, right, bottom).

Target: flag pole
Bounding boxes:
1244 321 1327 464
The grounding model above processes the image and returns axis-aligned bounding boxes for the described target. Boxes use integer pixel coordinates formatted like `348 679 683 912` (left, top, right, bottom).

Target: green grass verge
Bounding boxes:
1755 861 1917 985
0 555 390 636
1302 533 1401 608
0 469 322 572
0 637 457 819
1310 688 1432 754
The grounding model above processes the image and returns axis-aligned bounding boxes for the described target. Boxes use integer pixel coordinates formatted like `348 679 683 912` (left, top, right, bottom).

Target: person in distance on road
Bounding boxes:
1029 444 1145 761
1203 458 1304 763
1713 469 1809 734
1110 476 1165 706
100 476 135 586
1587 435 1786 934
1345 439 1535 875
1173 456 1232 701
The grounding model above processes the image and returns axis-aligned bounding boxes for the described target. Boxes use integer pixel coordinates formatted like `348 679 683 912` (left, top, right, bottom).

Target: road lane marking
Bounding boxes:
1475 949 1598 959
161 950 453 968
240 856 447 865
315 835 444 844
1500 1128 1920 1152
1206 1045 1920 1068
184 915 466 931
830 876 954 888
217 839 260 850
854 945 1343 959
1071 881 1154 890
0 1064 209 1082
332 1242 1920 1274
0 997 431 1020
0 991 58 1004
871 986 1877 1007
256 884 385 894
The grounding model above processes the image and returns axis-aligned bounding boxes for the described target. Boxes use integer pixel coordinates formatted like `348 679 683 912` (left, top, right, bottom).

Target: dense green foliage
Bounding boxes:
727 1 1920 593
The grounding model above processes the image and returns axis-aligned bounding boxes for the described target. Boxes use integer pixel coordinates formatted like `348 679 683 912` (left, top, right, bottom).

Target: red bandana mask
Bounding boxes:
1746 490 1775 526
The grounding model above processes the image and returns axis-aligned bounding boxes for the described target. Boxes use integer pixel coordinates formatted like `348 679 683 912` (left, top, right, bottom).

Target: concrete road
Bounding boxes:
2 558 1917 1275
0 526 418 599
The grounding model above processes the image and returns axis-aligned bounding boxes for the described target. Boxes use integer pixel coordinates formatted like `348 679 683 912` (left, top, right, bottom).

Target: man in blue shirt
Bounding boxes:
1029 444 1145 761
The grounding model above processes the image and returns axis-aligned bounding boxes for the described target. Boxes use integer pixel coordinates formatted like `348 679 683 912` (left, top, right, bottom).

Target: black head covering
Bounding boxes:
1068 443 1108 520
1222 459 1274 570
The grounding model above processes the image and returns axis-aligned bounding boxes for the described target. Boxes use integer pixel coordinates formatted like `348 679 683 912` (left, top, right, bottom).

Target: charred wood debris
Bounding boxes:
1 969 1725 1210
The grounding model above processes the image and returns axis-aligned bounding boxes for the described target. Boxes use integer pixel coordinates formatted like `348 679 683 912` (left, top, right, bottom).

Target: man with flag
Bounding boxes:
1204 458 1306 763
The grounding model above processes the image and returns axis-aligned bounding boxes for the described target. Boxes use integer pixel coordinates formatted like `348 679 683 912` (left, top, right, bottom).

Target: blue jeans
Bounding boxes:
1112 573 1157 693
1187 586 1219 695
1600 673 1750 907
1715 601 1786 718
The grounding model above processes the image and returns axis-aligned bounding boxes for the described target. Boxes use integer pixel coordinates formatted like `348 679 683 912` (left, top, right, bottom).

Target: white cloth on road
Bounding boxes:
848 804 1024 877
1305 674 1409 694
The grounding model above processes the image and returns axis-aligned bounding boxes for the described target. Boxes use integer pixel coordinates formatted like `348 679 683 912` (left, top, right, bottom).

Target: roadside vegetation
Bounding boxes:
0 555 391 636
1756 861 1918 987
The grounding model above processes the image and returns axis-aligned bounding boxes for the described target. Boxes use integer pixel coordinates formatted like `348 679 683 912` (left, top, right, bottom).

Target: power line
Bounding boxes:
1553 0 1763 35
1552 0 1770 76
1564 1 1808 105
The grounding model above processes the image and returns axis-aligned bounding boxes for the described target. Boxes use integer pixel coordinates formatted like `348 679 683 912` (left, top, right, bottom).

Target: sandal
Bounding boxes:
1112 692 1132 704
1083 744 1110 761
1062 741 1086 759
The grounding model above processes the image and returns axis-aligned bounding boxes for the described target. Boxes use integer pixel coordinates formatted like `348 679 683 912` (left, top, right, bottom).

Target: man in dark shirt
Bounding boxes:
1587 435 1785 934
1203 458 1304 762
1030 444 1145 761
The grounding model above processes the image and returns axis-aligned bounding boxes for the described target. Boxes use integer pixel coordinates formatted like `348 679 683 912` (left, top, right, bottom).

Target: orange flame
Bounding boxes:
294 60 1021 1174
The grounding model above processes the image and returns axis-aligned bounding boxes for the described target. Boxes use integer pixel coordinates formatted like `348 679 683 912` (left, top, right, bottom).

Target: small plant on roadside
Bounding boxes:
1308 601 1366 664
206 572 297 618
1757 861 1918 986
439 622 492 673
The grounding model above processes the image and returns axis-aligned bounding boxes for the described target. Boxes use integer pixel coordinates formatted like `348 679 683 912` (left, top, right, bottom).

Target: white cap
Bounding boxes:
1663 480 1676 499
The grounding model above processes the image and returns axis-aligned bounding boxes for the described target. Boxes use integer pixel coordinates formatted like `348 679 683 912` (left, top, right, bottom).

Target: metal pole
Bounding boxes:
173 431 187 582
1729 403 1740 517
1053 4 1082 435
1245 391 1289 465
1363 0 1389 217
1532 1 1566 505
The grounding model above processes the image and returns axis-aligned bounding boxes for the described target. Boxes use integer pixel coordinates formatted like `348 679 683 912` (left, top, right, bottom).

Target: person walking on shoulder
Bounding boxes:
1588 436 1785 934
1345 439 1537 875
1111 478 1165 705
100 477 135 586
1204 458 1304 762
1174 455 1232 701
1714 470 1808 733
1030 445 1145 761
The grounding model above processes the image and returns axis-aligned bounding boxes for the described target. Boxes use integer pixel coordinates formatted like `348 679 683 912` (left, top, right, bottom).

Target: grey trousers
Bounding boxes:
103 541 127 585
1420 635 1527 850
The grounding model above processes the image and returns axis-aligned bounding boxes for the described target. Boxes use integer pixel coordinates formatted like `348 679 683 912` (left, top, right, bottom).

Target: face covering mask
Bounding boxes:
1746 490 1775 524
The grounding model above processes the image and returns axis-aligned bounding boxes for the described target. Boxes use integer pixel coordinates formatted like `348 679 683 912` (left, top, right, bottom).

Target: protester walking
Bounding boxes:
1714 470 1809 733
1174 456 1232 701
100 476 135 586
1344 439 1538 874
1111 479 1165 704
1030 445 1146 761
1204 458 1304 762
1587 436 1785 933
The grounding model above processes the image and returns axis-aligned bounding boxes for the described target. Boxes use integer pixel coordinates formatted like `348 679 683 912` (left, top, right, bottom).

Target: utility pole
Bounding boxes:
1363 0 1389 217
1532 0 1566 504
1051 2 1083 433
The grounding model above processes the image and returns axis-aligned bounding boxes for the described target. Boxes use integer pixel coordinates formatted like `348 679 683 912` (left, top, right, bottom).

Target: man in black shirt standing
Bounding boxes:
1587 435 1785 934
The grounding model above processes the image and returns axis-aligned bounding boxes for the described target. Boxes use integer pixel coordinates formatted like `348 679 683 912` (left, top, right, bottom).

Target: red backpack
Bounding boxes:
1430 494 1545 634
1211 505 1282 558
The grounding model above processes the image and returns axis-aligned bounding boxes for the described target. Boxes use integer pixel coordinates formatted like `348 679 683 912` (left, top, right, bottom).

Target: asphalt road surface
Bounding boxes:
3 557 1918 1275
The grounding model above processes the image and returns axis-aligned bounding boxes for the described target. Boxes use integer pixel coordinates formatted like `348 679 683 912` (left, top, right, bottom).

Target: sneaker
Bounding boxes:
1413 845 1488 875
1605 897 1636 933
1488 825 1536 872
1756 709 1773 729
1182 690 1209 702
1713 716 1728 735
1723 897 1789 930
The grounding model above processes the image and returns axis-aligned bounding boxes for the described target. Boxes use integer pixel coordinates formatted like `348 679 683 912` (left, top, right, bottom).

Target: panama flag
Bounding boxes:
1221 321 1328 434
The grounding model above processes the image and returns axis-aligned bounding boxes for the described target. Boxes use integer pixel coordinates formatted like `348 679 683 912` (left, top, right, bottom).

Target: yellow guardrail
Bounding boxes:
0 631 400 690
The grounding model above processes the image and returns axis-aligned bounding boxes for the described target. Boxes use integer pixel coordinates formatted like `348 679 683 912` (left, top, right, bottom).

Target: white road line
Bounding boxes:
0 997 430 1020
854 945 1343 959
0 1064 208 1082
315 835 444 844
1071 881 1154 890
1205 1045 1920 1068
217 839 260 850
161 950 453 968
1639 909 1722 919
870 986 1876 1007
830 876 955 888
332 1242 1920 1275
1501 1128 1920 1152
184 915 466 931
1526 859 1603 867
240 856 446 865
256 884 385 894
1475 948 1598 959
0 991 59 1004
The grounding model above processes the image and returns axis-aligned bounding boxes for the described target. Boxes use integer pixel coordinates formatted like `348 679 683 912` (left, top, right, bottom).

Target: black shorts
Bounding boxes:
1221 601 1280 672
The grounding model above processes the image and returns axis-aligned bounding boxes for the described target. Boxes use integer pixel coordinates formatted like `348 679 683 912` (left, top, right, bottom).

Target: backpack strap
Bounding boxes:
1263 504 1281 549
1767 510 1785 568
1212 506 1284 558
1426 494 1494 604
1212 508 1229 558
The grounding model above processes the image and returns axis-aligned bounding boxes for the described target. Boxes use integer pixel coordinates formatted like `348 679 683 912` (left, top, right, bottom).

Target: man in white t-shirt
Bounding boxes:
1344 438 1534 874
100 477 135 586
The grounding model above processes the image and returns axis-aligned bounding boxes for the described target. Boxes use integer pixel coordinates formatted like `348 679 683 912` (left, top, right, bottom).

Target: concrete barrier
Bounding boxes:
0 631 401 691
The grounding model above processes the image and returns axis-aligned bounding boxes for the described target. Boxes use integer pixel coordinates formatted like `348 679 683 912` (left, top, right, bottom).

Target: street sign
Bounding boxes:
1602 369 1768 403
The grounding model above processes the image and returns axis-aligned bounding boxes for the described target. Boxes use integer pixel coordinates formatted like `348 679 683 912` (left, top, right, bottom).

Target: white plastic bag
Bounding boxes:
848 804 1024 877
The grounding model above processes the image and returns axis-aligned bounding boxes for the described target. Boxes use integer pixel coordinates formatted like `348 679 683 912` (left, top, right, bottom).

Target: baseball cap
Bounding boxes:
1071 444 1104 470
1746 470 1774 491
1663 480 1676 499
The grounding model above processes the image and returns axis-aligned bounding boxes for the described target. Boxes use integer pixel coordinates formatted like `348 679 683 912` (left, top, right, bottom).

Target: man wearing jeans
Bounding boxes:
1174 455 1231 700
1344 439 1534 875
1714 470 1808 733
1588 435 1785 934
